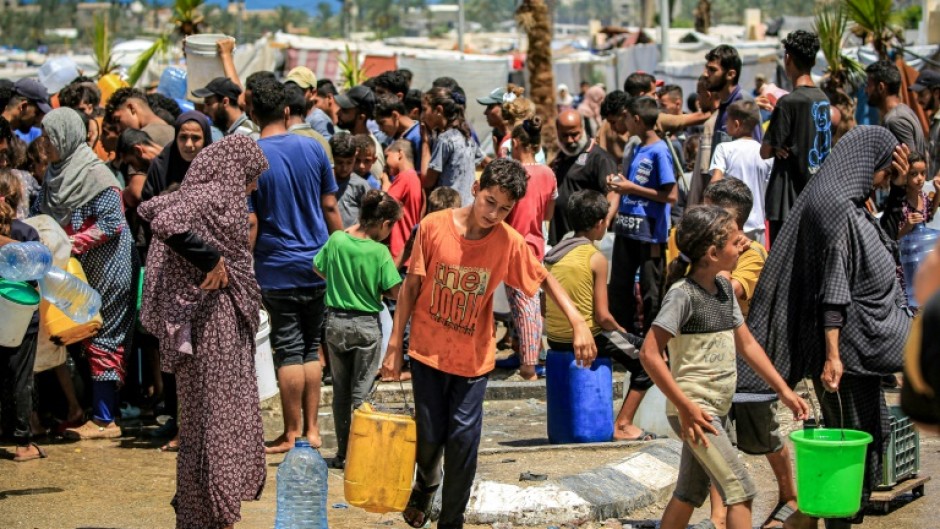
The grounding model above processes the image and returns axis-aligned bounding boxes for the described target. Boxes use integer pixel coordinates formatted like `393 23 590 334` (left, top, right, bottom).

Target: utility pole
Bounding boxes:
660 0 670 63
457 0 465 52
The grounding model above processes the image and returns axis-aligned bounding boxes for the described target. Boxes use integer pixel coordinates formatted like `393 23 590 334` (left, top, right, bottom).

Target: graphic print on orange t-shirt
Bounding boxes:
429 263 490 335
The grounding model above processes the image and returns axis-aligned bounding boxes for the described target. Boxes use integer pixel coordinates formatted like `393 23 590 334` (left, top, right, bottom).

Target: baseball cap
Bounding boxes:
912 70 940 92
13 78 52 114
285 66 317 89
476 87 506 106
191 77 242 101
335 85 376 117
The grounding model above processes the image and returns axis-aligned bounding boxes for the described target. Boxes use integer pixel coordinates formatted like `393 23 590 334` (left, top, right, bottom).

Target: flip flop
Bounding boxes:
159 442 179 453
620 429 661 441
13 443 47 462
761 501 797 529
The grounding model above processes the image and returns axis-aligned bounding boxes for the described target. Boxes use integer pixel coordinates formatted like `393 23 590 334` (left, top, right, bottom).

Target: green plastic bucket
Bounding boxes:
790 428 873 518
0 279 40 348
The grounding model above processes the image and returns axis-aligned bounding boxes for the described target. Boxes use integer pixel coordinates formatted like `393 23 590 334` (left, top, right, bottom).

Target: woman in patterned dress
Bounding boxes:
34 107 135 440
138 135 268 529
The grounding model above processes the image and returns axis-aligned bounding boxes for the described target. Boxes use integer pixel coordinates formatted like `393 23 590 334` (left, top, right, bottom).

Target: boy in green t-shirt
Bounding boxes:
314 189 403 468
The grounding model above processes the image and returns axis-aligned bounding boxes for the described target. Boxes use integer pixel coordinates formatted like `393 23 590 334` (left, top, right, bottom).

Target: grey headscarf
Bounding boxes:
40 107 119 224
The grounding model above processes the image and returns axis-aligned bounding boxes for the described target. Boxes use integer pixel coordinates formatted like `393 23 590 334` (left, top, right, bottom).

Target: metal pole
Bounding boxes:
660 0 670 64
458 0 465 52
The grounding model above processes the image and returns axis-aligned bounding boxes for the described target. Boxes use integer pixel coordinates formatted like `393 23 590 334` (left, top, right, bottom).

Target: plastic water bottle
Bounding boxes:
38 266 102 323
0 241 53 281
899 223 940 308
274 437 328 529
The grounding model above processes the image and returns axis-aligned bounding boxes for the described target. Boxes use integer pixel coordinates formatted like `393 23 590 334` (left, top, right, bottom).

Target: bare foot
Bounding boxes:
782 510 818 529
613 423 645 440
264 432 298 454
518 366 538 381
305 430 322 448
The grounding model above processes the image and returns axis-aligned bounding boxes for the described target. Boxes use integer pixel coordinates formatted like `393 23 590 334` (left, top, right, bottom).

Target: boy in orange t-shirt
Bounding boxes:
381 159 596 529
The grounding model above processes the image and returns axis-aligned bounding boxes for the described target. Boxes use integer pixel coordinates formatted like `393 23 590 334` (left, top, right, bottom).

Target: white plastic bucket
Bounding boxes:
255 309 279 401
183 34 234 102
0 281 40 348
493 282 510 315
632 384 673 438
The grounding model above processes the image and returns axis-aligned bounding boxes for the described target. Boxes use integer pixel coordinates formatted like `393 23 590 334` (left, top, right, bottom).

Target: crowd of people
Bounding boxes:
0 27 935 529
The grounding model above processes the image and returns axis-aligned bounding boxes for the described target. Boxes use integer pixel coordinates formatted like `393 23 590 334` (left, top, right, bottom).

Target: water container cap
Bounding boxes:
0 280 40 306
294 436 311 448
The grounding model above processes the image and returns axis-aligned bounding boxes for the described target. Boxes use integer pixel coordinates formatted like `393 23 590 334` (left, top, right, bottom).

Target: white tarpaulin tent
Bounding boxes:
398 52 510 140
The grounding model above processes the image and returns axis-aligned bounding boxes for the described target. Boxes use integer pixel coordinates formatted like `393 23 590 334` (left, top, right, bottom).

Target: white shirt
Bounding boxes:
709 138 774 234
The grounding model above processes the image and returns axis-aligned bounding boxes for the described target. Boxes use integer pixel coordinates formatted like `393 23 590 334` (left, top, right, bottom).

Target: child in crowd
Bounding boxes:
384 140 424 263
544 190 648 435
376 94 423 172
639 205 808 529
314 189 404 469
607 96 677 334
0 168 45 462
352 134 382 190
709 100 774 244
380 158 596 529
504 116 557 379
421 86 484 206
897 152 940 239
605 96 676 440
700 178 798 529
331 132 373 228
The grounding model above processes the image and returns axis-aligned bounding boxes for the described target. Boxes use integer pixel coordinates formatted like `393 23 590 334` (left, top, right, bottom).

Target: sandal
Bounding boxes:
159 441 179 453
617 429 661 442
13 442 47 462
403 489 434 529
761 501 797 529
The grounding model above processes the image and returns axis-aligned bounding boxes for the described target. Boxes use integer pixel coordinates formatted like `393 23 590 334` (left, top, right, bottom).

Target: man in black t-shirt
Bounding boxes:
549 109 618 244
762 30 831 243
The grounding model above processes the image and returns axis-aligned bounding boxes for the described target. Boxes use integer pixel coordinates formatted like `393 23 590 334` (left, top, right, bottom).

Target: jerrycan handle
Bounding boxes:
367 379 415 417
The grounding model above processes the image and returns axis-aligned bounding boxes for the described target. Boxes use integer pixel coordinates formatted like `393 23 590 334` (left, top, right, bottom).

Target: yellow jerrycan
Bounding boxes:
39 257 103 346
344 388 418 513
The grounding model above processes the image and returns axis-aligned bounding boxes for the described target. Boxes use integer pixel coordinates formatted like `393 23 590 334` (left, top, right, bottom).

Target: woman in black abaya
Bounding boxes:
744 126 913 528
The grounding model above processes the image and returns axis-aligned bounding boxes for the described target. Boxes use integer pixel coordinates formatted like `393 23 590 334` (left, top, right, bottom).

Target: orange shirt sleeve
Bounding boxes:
505 234 548 297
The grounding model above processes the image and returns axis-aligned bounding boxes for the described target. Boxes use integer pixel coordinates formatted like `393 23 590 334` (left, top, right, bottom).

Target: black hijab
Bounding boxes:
741 126 911 391
142 111 213 202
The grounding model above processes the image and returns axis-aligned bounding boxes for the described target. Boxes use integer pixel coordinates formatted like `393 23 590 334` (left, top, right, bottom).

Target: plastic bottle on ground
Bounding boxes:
274 437 328 529
38 266 102 324
0 241 53 281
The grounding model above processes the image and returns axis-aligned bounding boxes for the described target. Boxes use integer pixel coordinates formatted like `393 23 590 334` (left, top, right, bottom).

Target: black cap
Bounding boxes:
191 77 242 101
912 70 940 92
335 85 376 119
13 78 51 114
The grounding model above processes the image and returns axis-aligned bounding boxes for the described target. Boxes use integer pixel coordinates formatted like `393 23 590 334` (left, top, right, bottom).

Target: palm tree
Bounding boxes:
516 0 558 157
843 0 899 61
92 13 118 78
814 2 864 93
173 0 205 37
314 2 335 36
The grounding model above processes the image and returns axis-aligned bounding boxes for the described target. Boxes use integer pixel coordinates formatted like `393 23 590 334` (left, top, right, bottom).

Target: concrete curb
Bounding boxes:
465 440 682 526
